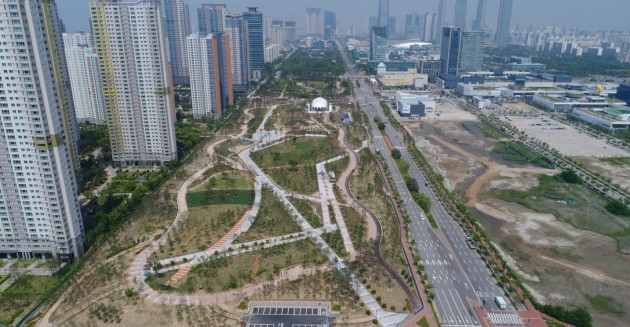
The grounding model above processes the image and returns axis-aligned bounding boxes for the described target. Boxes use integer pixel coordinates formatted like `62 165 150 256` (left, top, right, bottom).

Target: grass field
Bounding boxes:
169 239 326 294
322 230 348 258
288 197 323 228
153 204 250 261
236 188 301 243
252 136 343 168
11 260 35 269
600 157 630 166
586 294 625 316
0 276 57 325
490 174 630 253
265 165 320 195
493 141 550 167
187 189 254 207
340 206 367 245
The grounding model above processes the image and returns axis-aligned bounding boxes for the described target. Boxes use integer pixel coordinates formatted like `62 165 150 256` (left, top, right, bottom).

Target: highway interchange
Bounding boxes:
338 42 521 327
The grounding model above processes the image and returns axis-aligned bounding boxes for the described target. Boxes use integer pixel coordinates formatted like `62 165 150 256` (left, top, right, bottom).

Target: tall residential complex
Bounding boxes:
441 27 462 75
441 27 485 75
454 0 467 29
423 13 435 42
473 0 487 30
0 0 85 260
225 14 249 92
284 21 296 42
305 8 322 37
198 3 228 34
435 0 448 44
496 0 514 47
323 10 336 39
187 33 233 119
62 33 105 124
164 0 191 85
90 0 177 165
243 7 263 82
369 26 388 61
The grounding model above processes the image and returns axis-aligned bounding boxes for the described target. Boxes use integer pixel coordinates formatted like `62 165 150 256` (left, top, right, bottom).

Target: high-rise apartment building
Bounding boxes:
284 21 296 42
496 0 514 47
441 27 462 75
187 33 233 119
271 24 285 46
243 7 263 82
473 0 487 30
305 8 322 37
164 0 191 85
324 10 336 39
225 14 249 92
198 4 228 34
423 13 435 42
369 26 388 61
454 0 467 29
435 0 448 44
63 33 106 125
0 0 85 260
90 0 177 165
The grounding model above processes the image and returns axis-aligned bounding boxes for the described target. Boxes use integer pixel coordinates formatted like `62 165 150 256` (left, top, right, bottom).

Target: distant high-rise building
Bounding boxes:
90 0 177 165
271 24 285 46
324 10 336 39
370 26 388 61
0 0 85 260
284 21 296 42
63 33 105 124
441 27 462 75
405 13 421 39
454 0 467 29
198 4 228 34
225 14 249 92
243 7 263 82
388 16 397 37
164 0 191 85
187 33 233 119
423 13 435 42
495 0 514 47
306 8 322 37
459 31 485 71
378 0 389 27
436 0 448 44
473 0 487 30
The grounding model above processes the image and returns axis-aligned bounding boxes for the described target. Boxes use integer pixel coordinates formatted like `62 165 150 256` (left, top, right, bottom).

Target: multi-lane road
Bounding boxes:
337 42 522 327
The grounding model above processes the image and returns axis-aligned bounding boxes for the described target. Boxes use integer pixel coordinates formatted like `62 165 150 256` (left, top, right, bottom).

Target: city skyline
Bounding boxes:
60 0 629 34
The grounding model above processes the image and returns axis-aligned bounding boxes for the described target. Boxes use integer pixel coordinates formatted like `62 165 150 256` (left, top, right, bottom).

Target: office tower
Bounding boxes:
473 0 487 30
405 13 421 39
496 0 514 47
90 0 177 165
454 0 467 29
284 21 296 42
243 7 263 82
435 0 448 44
369 26 388 61
440 27 462 75
0 0 85 260
63 33 105 125
198 4 228 34
423 13 434 42
187 33 233 119
324 10 336 39
225 14 249 92
388 16 397 38
164 0 191 85
306 8 322 37
459 31 485 71
378 0 389 27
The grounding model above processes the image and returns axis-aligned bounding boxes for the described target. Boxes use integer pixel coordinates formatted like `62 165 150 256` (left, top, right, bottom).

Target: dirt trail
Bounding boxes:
251 254 261 284
537 255 630 288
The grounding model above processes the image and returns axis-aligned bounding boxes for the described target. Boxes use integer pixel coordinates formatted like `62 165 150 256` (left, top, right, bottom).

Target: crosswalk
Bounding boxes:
487 313 523 326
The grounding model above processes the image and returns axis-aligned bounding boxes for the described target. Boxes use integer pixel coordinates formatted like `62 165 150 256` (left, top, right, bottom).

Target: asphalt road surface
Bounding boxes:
337 42 521 327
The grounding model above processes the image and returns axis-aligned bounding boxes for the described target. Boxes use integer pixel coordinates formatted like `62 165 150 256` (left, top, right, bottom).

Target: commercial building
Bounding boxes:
62 33 106 124
454 0 468 28
532 94 625 112
423 13 435 42
324 10 336 39
0 0 85 260
615 84 630 104
394 92 434 117
90 0 177 165
441 27 462 75
459 31 485 72
305 8 322 37
284 21 296 42
572 106 630 131
243 7 264 82
419 60 443 83
187 33 233 119
495 0 514 47
198 4 228 33
378 0 389 27
441 27 484 75
377 68 429 89
369 26 388 61
435 0 447 44
473 0 487 30
164 0 191 85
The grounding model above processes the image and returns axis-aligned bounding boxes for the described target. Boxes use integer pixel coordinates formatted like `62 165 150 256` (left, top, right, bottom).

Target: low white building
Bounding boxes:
308 97 332 113
394 91 434 118
572 106 630 131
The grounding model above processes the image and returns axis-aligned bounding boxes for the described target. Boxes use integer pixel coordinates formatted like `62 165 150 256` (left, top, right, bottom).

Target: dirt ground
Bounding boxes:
404 116 630 326
574 156 630 190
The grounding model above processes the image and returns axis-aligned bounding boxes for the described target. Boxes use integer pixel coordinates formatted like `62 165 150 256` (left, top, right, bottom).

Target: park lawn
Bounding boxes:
11 259 35 269
488 174 630 253
289 197 323 228
340 206 367 245
322 230 348 258
252 136 343 168
145 270 177 291
0 276 57 325
152 204 250 261
187 189 254 207
173 239 326 294
265 165 319 195
35 261 60 269
325 156 349 176
236 188 301 243
0 261 7 268
0 275 8 285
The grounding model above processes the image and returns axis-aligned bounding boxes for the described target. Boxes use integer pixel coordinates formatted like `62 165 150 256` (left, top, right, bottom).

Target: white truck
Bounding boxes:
494 296 507 310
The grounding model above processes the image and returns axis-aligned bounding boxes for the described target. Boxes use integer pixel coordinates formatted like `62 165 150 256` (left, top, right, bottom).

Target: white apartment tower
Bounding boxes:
62 33 106 124
225 14 249 92
0 0 85 260
164 0 191 85
90 0 177 165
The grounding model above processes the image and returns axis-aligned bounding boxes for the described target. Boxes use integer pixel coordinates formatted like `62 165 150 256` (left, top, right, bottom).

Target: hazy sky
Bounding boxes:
59 0 629 34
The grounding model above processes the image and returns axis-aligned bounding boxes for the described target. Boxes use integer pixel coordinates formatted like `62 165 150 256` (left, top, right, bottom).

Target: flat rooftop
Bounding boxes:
243 301 336 327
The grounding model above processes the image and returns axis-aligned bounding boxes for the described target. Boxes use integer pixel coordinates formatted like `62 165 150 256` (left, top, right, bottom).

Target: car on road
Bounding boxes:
466 237 476 249
494 296 507 310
